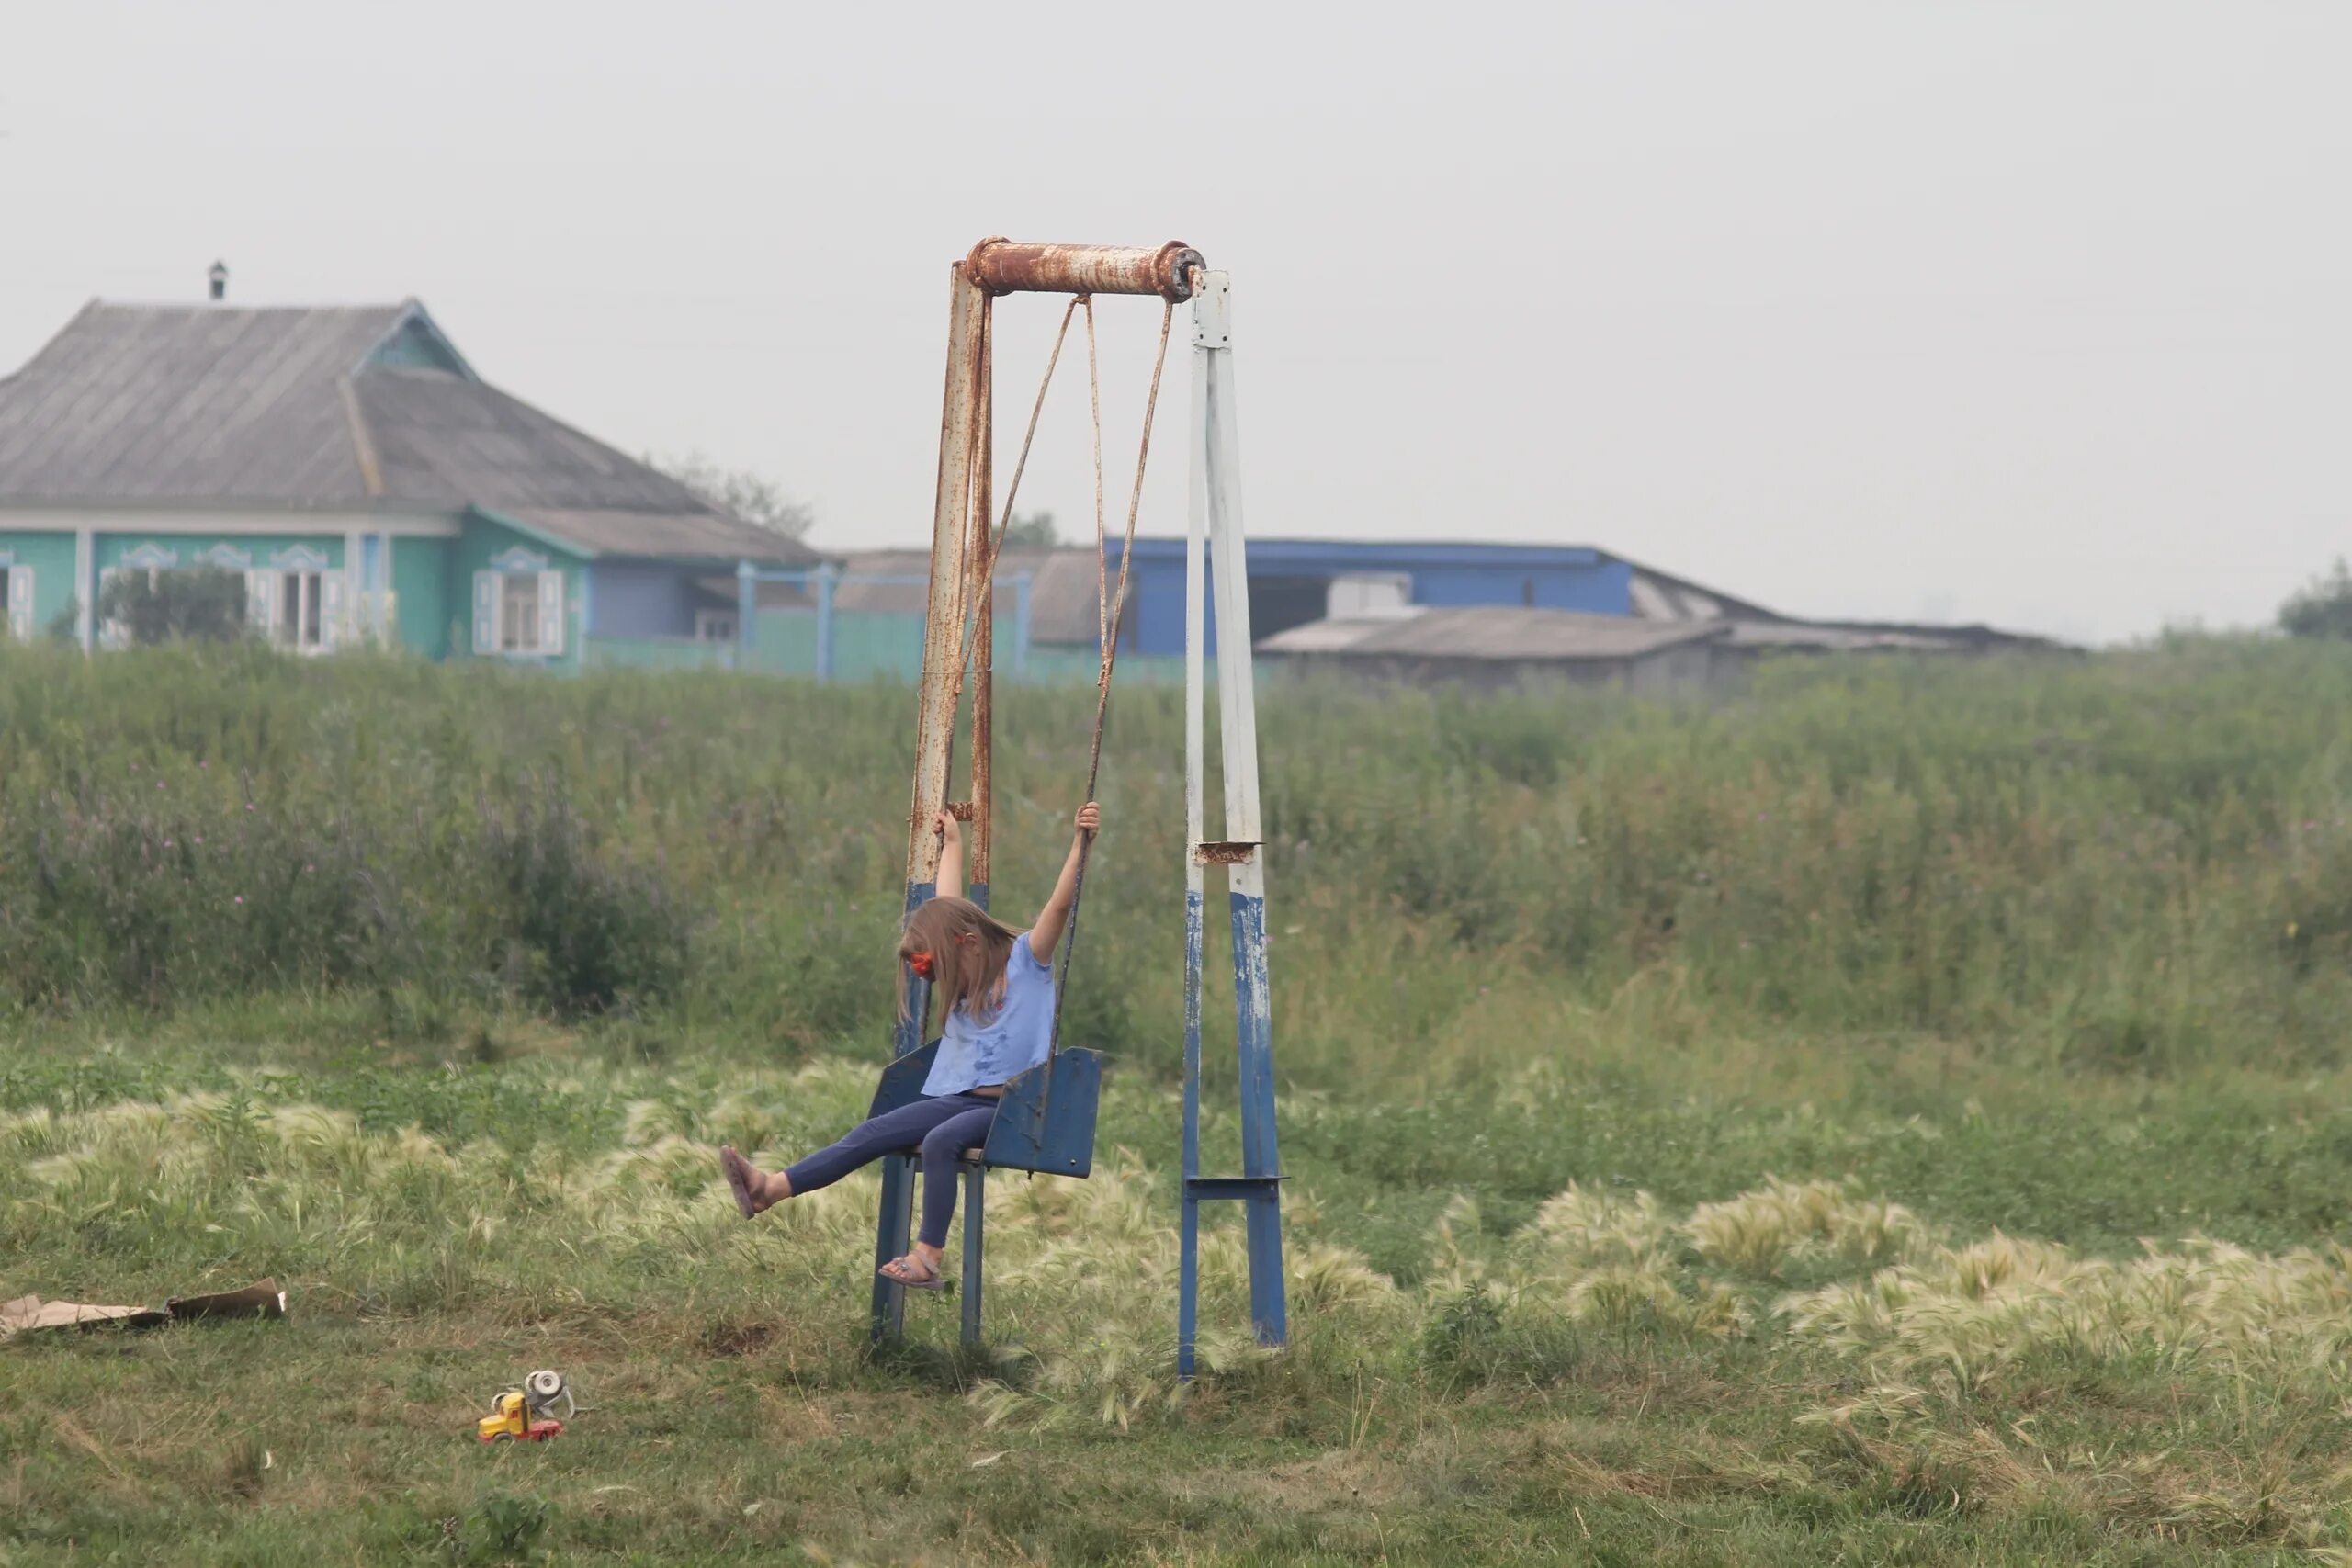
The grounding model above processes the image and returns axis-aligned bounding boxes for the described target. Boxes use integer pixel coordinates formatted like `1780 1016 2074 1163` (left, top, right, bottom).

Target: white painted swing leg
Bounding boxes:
1179 272 1287 1380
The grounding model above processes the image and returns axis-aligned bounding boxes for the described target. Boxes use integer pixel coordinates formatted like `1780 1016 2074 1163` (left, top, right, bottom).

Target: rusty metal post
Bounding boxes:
875 260 989 1350
965 239 1204 302
969 297 996 911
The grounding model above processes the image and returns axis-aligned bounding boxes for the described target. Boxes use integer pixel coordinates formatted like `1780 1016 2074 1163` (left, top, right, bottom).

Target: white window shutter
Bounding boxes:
537 570 565 656
96 568 124 649
245 571 272 637
473 570 497 655
6 567 30 641
321 574 345 652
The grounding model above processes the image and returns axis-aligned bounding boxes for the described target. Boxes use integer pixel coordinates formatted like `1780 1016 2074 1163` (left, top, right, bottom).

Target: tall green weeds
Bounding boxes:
1 636 2346 1076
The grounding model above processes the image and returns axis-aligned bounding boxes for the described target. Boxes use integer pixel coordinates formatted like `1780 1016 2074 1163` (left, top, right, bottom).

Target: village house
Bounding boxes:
0 290 813 660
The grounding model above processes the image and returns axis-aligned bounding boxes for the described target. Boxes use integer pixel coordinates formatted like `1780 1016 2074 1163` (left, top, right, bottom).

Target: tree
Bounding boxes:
1001 511 1058 548
97 568 250 646
650 451 814 540
2280 558 2352 641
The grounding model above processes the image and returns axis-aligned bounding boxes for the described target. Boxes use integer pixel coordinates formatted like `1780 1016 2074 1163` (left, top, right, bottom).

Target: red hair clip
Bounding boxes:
907 951 936 979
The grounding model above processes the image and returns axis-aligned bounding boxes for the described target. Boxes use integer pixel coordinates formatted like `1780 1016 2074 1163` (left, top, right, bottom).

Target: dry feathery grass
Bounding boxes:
1681 1177 1933 1279
1779 1233 2352 1399
19 1064 2352 1451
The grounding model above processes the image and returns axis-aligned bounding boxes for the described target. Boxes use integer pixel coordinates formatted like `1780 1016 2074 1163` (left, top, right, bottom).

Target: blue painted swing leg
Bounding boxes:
1177 892 1289 1371
869 880 934 1349
1178 885 1205 1379
961 1158 985 1347
1230 889 1288 1347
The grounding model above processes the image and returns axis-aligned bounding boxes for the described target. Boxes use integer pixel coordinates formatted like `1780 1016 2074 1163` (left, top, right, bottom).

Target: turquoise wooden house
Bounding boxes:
0 298 813 662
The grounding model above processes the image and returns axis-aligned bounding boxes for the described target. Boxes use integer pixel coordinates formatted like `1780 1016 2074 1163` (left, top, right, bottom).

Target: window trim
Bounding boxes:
500 571 541 653
251 567 332 653
0 564 23 642
473 565 567 659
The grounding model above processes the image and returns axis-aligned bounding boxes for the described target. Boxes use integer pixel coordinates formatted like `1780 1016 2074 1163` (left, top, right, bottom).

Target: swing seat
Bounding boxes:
869 1043 1102 1179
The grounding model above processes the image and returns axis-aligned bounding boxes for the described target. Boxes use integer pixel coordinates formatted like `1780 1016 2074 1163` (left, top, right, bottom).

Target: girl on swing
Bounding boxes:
719 799 1102 1291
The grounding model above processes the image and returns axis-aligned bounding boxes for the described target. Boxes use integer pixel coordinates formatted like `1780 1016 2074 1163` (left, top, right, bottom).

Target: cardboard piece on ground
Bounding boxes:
167 1280 288 1322
0 1297 170 1335
1 1279 285 1339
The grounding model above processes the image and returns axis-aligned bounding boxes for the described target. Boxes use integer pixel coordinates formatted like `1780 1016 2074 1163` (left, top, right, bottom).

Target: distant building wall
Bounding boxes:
392 536 454 658
0 528 81 639
590 560 707 639
0 509 456 651
94 533 345 571
451 514 587 672
1104 540 1634 659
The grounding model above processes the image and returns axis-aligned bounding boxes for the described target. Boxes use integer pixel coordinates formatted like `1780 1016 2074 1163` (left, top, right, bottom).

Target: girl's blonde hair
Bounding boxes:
898 896 1026 1025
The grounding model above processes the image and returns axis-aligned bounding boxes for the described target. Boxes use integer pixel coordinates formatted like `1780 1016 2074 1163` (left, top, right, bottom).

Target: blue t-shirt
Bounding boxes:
922 931 1056 1097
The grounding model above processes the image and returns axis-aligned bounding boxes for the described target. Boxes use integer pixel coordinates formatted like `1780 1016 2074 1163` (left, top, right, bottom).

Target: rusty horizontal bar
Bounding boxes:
1193 840 1261 865
964 238 1204 302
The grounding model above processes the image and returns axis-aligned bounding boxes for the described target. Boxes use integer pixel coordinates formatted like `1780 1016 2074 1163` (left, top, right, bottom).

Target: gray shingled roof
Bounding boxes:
507 508 813 564
0 300 810 564
0 302 400 503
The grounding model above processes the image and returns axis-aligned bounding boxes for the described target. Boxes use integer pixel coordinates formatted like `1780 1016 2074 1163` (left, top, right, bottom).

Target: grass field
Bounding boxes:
5 639 2352 1564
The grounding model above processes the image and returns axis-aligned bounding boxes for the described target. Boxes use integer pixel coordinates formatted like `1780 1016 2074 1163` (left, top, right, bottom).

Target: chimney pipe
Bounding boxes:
208 261 228 302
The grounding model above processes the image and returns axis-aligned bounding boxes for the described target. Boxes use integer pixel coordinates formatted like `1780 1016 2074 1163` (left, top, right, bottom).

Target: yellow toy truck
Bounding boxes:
476 1370 570 1442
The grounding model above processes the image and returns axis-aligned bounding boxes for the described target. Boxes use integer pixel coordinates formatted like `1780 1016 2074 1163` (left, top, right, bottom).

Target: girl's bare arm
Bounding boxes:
1027 802 1102 959
932 810 964 900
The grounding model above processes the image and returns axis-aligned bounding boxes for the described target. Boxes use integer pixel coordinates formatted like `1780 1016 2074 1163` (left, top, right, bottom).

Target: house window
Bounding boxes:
0 564 28 642
695 609 739 643
242 563 342 652
501 573 541 652
275 570 325 649
1327 573 1413 619
472 567 566 658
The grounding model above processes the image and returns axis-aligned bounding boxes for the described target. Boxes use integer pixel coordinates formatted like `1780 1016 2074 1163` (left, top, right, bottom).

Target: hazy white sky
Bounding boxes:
4 2 2345 643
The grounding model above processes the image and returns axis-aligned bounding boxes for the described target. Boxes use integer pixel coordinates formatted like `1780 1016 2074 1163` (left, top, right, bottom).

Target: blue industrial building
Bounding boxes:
1099 537 1634 658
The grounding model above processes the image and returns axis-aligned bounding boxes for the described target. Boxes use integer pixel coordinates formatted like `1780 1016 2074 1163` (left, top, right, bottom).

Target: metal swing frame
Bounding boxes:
870 241 1287 1372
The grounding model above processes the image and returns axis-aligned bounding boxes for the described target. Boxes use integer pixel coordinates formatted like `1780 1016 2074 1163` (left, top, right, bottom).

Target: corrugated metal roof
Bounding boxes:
832 547 1104 643
1723 621 1952 651
1259 607 1728 661
0 300 807 563
694 574 817 608
1109 537 1611 570
1623 558 2064 651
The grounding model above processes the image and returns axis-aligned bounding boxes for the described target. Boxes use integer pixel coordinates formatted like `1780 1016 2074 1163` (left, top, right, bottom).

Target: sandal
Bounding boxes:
719 1146 768 1219
878 1253 950 1292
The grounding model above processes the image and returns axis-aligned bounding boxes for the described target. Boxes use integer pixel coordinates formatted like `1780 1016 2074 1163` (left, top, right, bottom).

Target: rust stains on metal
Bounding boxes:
969 299 997 891
945 800 977 822
1193 840 1261 865
964 239 1205 302
905 267 989 886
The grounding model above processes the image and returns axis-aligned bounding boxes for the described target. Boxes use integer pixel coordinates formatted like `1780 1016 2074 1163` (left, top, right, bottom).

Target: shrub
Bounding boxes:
478 779 691 1018
97 566 251 645
2279 558 2352 640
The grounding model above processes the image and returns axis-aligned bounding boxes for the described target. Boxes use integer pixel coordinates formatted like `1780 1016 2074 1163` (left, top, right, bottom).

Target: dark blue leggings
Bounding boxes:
783 1092 997 1249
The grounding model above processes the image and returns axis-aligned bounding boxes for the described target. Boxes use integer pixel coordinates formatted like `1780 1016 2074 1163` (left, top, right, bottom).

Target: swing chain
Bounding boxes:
1046 294 1178 1061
